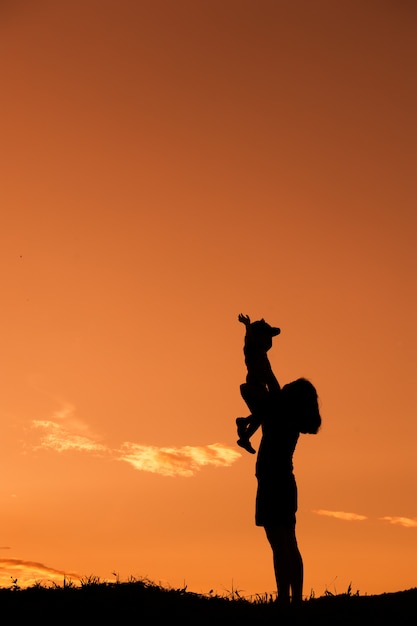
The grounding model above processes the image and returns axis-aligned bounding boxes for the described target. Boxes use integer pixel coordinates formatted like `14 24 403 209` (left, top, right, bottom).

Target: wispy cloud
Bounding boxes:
0 558 81 587
33 419 107 453
117 442 241 477
30 405 241 477
313 510 417 527
380 516 417 528
32 404 107 454
313 509 368 521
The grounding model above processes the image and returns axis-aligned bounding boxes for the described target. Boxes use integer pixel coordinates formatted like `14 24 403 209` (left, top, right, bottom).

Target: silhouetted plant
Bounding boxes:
0 575 415 625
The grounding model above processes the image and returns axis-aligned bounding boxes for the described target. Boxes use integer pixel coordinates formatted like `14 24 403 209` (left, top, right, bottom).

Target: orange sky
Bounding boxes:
0 0 416 596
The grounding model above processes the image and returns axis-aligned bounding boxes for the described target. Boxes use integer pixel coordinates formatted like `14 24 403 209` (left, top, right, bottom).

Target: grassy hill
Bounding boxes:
0 578 416 625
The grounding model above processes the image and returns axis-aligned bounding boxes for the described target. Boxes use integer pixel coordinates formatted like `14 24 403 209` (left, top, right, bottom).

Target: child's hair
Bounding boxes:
281 378 322 434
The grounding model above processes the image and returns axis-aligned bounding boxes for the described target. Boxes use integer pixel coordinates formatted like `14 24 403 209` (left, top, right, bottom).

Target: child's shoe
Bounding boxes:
237 437 256 454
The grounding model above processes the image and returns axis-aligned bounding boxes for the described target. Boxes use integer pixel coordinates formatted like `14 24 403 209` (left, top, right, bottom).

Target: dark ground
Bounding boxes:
0 580 416 625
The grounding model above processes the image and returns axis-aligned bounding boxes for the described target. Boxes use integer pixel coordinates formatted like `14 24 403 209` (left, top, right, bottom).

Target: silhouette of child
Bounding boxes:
236 313 281 453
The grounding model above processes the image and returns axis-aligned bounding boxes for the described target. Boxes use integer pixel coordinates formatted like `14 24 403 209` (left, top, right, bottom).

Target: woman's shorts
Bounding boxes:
255 474 297 528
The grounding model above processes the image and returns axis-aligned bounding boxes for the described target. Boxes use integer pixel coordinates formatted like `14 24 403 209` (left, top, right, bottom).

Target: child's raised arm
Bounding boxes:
238 313 251 327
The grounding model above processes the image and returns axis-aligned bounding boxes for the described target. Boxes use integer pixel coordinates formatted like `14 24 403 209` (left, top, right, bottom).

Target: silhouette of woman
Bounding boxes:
255 378 321 606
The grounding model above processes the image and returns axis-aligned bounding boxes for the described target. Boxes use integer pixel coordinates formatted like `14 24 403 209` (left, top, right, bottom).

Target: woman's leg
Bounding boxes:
264 526 303 604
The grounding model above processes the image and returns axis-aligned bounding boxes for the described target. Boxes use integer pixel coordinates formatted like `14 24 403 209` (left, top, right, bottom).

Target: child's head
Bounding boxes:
249 319 281 351
281 378 322 434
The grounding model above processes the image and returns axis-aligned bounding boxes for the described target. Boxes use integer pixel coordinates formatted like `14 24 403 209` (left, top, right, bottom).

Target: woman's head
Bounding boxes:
281 378 322 434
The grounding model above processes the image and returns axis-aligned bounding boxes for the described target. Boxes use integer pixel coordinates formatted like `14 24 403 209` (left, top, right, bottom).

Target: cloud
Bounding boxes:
31 403 107 454
313 509 368 521
30 405 241 477
380 516 417 528
313 510 417 527
117 442 241 477
0 558 81 587
32 419 107 453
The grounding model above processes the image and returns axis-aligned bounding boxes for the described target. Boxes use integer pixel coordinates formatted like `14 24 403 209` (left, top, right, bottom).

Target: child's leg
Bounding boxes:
236 412 261 438
240 382 269 415
236 416 257 454
236 386 265 453
236 416 260 454
236 415 250 437
244 413 261 439
237 383 269 452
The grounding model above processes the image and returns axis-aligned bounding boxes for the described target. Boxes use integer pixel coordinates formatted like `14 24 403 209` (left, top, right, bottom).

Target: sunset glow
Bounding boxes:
0 0 415 598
